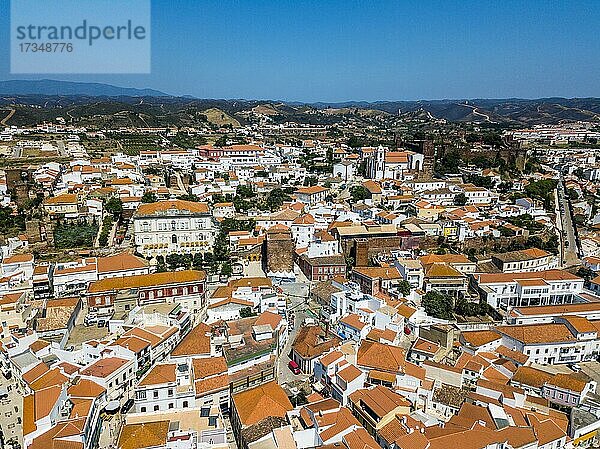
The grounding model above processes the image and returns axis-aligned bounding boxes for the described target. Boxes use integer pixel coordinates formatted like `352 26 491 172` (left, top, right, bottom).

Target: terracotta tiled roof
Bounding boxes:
295 186 328 195
68 379 106 398
2 253 33 264
135 199 209 216
96 252 147 274
192 356 227 380
30 368 69 391
254 311 283 330
88 270 205 293
546 372 589 393
195 375 230 395
22 362 50 385
475 269 581 285
337 364 363 383
352 266 401 280
139 364 176 386
357 340 406 373
80 357 128 378
118 421 169 449
232 381 293 427
292 326 341 360
44 194 77 205
171 322 211 357
496 323 576 344
340 313 366 330
461 330 501 348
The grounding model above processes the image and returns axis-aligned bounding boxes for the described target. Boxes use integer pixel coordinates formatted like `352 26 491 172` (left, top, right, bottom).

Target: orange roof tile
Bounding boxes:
232 381 293 427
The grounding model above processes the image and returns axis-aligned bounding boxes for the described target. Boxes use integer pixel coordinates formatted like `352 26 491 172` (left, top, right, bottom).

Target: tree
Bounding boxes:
524 179 558 211
347 135 364 148
435 150 461 175
455 296 489 317
398 280 411 297
104 197 123 217
141 191 158 203
454 193 467 206
422 291 454 320
236 185 254 199
577 267 596 282
214 135 228 147
345 256 355 272
177 194 201 202
192 252 204 270
155 256 167 272
266 188 292 211
54 222 99 249
350 185 369 202
566 188 579 200
291 389 308 406
482 132 502 148
240 307 255 318
204 252 214 266
466 174 493 189
166 254 192 270
304 176 318 187
213 232 229 262
221 262 233 277
498 181 512 193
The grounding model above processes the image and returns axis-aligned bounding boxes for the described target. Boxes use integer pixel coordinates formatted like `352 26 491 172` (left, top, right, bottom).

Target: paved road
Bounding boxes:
0 373 23 448
556 176 580 267
277 282 311 387
1 108 15 127
57 140 66 157
174 172 189 195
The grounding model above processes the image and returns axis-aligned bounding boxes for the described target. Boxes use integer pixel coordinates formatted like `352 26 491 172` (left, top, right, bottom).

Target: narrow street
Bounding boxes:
277 281 311 387
556 175 580 268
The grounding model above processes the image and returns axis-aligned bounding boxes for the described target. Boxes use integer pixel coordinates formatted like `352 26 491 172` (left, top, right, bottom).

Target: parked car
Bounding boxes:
84 315 99 326
121 398 134 414
288 360 301 375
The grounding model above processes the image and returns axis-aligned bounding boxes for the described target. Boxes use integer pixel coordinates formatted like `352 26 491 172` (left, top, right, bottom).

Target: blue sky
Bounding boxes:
1 0 599 101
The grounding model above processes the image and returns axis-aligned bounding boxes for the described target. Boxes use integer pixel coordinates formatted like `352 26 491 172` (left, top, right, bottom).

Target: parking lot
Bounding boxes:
66 303 110 349
0 374 23 448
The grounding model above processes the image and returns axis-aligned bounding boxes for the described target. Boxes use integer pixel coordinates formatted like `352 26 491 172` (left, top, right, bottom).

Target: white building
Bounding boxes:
475 269 584 310
133 200 216 257
496 318 600 365
491 248 559 273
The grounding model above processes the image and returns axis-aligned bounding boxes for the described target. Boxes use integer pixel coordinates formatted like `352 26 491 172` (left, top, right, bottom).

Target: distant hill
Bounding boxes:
0 79 169 97
0 80 600 126
310 98 600 125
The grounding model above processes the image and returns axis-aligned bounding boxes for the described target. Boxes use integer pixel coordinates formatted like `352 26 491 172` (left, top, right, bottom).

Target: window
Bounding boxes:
168 403 174 409
154 405 159 411
141 407 146 412
168 389 173 397
183 401 188 408
153 391 159 399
